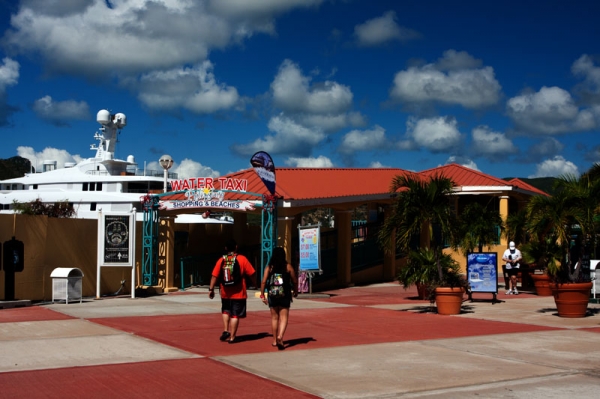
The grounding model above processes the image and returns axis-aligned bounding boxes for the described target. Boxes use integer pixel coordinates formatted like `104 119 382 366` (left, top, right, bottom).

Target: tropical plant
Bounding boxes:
504 208 528 248
379 173 464 289
454 202 503 254
398 248 462 301
524 165 600 283
12 199 75 218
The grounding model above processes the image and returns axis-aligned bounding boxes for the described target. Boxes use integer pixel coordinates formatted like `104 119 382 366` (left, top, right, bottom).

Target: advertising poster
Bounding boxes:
98 213 135 267
467 252 498 293
299 225 321 272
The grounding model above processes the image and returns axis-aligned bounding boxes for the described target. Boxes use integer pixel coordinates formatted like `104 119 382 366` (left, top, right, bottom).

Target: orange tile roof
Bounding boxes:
507 178 549 196
161 163 545 204
418 163 510 187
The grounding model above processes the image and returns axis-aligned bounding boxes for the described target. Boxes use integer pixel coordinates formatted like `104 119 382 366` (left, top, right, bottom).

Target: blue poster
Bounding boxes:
467 252 498 293
299 226 320 271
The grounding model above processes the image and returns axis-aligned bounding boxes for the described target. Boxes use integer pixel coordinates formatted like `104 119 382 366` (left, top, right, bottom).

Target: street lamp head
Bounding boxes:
159 155 173 170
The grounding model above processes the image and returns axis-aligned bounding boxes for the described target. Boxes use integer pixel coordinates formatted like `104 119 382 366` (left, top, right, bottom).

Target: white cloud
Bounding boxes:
285 155 333 168
369 161 388 168
298 111 366 133
390 50 501 109
17 146 83 170
471 125 517 156
445 156 479 171
507 86 597 135
572 54 600 92
0 57 19 93
271 59 353 114
528 138 564 158
135 61 239 113
528 156 579 178
353 11 419 47
231 115 325 157
147 158 220 179
404 116 463 152
32 96 90 125
339 125 387 154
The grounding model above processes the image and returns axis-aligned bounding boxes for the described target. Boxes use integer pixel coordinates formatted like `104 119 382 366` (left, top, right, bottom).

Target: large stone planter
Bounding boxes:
434 287 464 315
550 282 593 318
531 273 552 296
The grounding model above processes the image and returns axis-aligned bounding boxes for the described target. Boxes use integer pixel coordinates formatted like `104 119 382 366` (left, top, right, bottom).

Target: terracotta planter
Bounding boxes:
531 273 552 296
549 282 593 318
434 287 464 315
416 283 428 300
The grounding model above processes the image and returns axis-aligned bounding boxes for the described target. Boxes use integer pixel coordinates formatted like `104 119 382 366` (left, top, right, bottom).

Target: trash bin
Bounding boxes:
50 268 84 304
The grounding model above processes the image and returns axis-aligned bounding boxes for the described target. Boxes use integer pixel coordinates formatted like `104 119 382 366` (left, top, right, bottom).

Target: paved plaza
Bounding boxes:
1 283 599 398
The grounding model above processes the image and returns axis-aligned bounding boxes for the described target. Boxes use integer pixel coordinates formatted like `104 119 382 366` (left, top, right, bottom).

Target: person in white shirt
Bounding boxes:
502 241 522 295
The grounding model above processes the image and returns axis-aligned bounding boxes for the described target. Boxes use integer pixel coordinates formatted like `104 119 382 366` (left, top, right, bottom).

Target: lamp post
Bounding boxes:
159 155 173 193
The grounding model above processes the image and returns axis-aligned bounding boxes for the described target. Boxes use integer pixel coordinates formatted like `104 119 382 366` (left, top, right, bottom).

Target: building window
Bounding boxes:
90 202 97 211
96 183 102 191
83 183 88 191
33 184 38 190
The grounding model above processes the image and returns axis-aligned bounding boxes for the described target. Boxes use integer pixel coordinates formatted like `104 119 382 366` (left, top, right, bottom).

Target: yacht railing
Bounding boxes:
85 170 178 178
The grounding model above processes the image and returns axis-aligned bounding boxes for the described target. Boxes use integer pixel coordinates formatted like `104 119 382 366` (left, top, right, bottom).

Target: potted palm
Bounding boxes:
398 247 461 300
379 173 468 314
524 168 599 317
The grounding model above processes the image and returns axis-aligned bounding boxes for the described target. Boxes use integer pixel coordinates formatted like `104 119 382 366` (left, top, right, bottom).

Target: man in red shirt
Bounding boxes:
209 239 256 343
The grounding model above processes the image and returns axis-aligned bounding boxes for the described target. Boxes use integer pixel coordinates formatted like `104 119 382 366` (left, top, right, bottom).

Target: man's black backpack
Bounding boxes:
220 255 241 286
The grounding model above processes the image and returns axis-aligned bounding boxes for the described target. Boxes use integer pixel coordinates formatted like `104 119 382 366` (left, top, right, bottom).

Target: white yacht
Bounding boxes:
0 110 176 220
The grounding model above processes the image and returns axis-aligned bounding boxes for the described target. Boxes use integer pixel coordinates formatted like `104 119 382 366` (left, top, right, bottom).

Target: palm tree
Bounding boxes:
379 173 457 281
524 166 600 282
504 208 528 247
454 202 503 254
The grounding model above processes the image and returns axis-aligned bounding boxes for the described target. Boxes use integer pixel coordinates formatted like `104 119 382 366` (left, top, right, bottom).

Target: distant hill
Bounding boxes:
503 177 556 195
0 156 33 180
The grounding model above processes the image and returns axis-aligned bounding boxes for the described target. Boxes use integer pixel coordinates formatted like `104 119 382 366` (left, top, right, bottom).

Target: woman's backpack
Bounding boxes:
268 267 286 297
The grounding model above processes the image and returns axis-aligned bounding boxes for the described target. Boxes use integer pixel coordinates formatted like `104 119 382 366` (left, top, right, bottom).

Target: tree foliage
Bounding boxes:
12 199 75 218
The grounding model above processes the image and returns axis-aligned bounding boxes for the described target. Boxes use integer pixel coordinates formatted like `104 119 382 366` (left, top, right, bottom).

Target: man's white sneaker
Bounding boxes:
505 290 512 295
513 289 518 295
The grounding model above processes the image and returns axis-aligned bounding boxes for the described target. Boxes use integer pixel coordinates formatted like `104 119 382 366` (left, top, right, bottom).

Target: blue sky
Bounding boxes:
0 0 599 180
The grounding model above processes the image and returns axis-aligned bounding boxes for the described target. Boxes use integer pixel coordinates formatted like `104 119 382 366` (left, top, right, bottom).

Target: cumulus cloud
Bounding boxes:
402 116 463 153
284 155 334 168
147 158 220 179
0 57 20 126
389 50 501 109
528 138 564 159
17 146 83 170
353 11 420 47
32 96 90 126
470 125 517 156
369 161 388 168
135 61 239 113
571 54 600 105
2 1 322 114
339 125 387 154
271 59 353 115
231 115 325 157
445 156 479 171
507 86 597 135
0 57 19 92
528 156 579 178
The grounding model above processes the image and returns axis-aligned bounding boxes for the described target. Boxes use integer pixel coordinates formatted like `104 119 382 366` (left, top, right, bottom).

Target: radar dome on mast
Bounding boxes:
97 109 111 125
114 113 127 128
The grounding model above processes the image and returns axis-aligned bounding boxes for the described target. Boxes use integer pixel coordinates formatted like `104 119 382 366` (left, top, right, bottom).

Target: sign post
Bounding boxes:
298 224 322 295
97 210 136 299
466 252 498 303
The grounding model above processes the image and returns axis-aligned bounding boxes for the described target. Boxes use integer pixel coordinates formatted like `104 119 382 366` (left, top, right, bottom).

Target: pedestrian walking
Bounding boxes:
260 247 298 350
208 239 256 343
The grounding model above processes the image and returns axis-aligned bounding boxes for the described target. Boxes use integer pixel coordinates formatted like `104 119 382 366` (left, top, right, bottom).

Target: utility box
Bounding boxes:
51 268 84 304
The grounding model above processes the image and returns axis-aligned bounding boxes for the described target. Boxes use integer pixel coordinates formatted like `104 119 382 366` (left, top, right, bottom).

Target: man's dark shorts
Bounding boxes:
221 298 247 318
506 267 519 276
